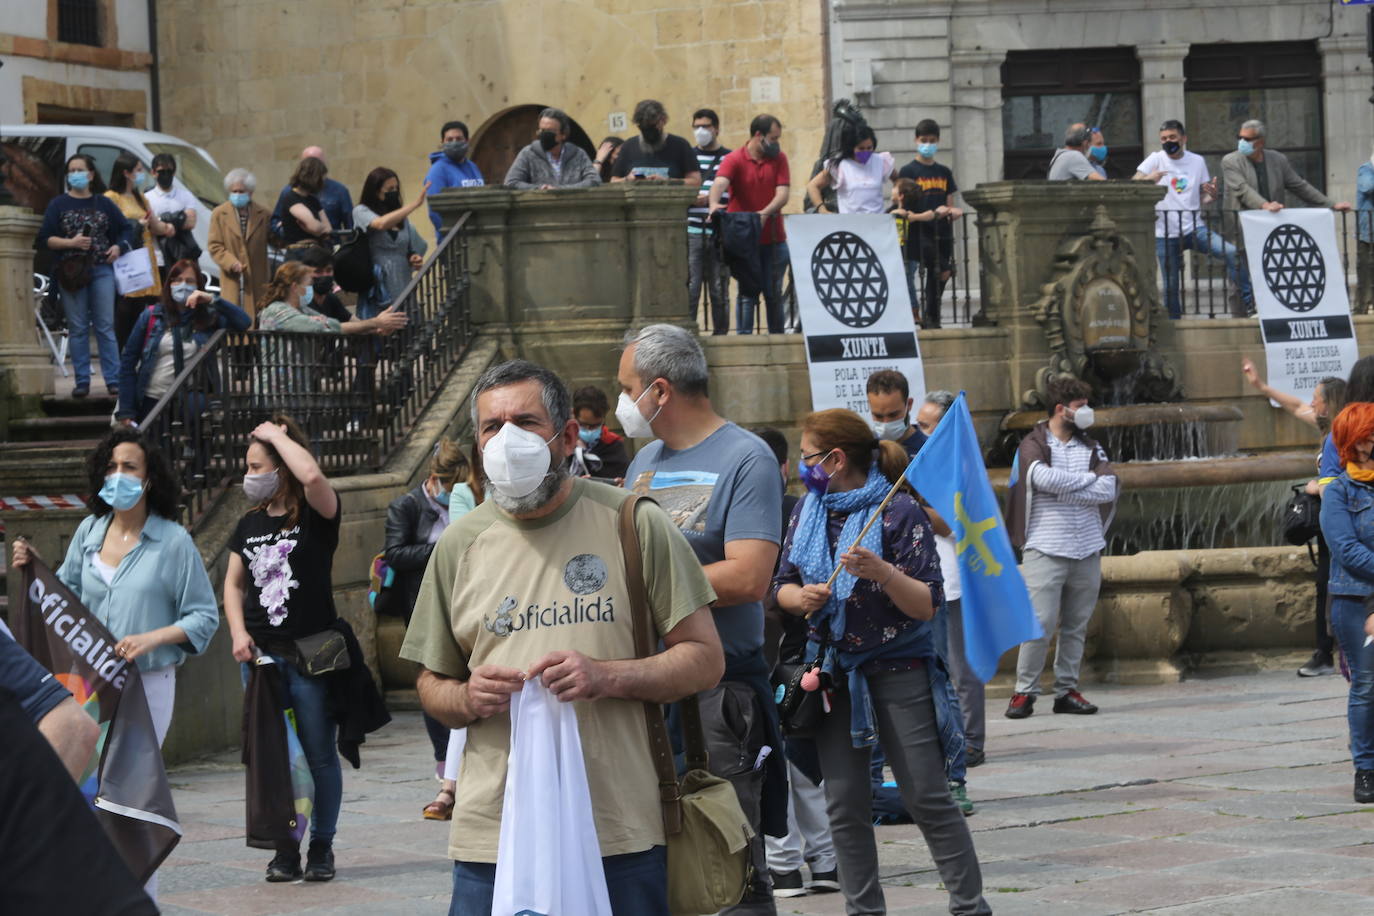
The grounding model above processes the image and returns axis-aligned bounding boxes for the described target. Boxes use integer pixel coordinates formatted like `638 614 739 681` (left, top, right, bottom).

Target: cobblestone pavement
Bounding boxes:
156 668 1374 915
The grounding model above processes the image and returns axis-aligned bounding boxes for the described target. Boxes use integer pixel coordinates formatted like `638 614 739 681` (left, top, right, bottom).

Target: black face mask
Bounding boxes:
312 277 334 297
761 139 781 159
538 130 559 151
155 170 174 190
443 141 469 162
641 125 663 145
1162 140 1182 155
382 190 402 212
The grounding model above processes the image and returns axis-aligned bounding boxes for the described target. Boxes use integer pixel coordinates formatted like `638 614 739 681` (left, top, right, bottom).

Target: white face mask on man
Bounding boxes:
1070 405 1095 430
872 418 907 441
615 386 662 439
482 423 558 498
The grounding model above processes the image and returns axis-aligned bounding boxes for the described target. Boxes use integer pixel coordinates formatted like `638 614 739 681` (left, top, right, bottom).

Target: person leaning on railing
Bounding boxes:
256 261 407 337
115 258 250 425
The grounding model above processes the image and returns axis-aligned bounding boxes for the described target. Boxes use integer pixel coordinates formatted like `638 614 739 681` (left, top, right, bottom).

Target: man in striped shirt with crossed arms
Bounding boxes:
1004 376 1119 719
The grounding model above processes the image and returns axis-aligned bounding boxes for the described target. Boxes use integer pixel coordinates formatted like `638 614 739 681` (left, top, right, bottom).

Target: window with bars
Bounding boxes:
1000 48 1143 180
57 0 102 47
1183 42 1324 193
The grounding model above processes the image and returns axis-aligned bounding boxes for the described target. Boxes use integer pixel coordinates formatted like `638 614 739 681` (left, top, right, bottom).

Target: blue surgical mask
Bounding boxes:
434 484 451 507
916 142 938 159
1238 138 1256 156
229 191 250 208
135 170 153 191
99 473 147 511
300 283 314 308
578 426 602 446
67 170 91 191
1089 145 1108 162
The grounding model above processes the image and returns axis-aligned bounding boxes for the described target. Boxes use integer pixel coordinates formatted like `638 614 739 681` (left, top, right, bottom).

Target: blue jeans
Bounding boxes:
1331 597 1374 771
1155 224 1252 319
241 658 342 845
737 241 788 334
448 846 668 916
60 263 119 387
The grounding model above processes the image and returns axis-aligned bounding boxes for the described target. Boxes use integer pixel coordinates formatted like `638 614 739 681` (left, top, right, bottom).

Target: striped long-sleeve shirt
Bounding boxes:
1024 432 1117 560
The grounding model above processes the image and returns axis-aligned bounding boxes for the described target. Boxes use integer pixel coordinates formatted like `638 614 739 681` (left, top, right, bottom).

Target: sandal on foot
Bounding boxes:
423 787 455 821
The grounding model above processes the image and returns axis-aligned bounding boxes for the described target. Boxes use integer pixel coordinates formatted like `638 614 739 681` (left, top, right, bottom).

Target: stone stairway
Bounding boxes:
0 393 113 496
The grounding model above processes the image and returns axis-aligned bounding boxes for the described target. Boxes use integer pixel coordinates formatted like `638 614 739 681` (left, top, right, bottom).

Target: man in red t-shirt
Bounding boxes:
709 114 791 334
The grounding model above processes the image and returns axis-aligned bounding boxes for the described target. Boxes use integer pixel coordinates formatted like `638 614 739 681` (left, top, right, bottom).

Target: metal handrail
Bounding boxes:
140 212 475 526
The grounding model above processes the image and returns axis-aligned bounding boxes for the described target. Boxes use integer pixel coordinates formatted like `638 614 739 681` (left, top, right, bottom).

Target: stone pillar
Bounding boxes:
960 181 1166 407
0 206 54 417
1319 35 1371 207
429 184 698 398
1136 44 1189 151
950 49 1006 188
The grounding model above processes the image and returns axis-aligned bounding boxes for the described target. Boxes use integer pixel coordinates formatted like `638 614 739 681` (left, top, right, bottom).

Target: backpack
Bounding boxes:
367 552 395 616
331 228 373 294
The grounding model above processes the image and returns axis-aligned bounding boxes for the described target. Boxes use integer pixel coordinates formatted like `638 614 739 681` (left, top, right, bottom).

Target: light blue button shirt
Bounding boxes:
56 513 220 672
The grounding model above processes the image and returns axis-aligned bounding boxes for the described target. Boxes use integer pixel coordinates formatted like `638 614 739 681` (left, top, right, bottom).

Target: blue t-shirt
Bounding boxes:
0 621 70 725
626 422 782 660
1320 434 1341 479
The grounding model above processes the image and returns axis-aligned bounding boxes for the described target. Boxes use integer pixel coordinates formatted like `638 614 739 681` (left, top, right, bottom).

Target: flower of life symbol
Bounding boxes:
810 231 888 328
1260 224 1325 312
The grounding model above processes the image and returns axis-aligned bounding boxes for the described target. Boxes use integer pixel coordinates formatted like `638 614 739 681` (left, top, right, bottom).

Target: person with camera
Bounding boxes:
145 153 199 281
771 408 988 915
36 153 135 399
105 152 173 350
115 258 251 425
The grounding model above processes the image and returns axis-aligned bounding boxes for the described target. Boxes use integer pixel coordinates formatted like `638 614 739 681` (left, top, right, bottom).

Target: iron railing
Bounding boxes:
140 214 473 526
691 212 977 334
1156 207 1361 320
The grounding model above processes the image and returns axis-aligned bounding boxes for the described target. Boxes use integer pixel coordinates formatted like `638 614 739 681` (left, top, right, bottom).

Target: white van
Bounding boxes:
1 125 226 281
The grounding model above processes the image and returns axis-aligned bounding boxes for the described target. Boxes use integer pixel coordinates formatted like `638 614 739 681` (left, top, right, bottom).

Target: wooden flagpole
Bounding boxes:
820 474 907 590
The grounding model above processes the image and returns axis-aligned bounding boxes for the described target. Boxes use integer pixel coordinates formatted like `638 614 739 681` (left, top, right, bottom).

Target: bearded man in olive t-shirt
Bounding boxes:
401 359 723 916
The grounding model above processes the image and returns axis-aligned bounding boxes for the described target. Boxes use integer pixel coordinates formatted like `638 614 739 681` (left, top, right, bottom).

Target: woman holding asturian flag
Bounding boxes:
770 407 989 916
10 427 221 901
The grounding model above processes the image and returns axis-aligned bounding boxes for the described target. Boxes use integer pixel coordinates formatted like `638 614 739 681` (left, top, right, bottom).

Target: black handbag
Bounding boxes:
330 228 373 294
292 628 351 677
1280 485 1322 546
771 634 832 735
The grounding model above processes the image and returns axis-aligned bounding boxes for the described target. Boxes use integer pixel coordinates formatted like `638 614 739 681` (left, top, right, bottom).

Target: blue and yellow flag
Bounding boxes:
903 393 1042 681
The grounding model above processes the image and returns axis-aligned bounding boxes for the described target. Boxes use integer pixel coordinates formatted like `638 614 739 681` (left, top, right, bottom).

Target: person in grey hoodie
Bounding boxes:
503 107 601 189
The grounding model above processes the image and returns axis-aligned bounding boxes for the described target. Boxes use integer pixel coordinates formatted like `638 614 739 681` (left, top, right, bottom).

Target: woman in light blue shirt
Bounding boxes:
12 428 220 748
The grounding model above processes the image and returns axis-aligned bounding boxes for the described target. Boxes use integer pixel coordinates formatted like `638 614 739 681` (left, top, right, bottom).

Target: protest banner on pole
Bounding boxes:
1240 208 1359 403
785 214 926 414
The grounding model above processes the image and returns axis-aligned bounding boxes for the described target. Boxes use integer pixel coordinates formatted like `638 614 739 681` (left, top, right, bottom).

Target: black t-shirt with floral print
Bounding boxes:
229 494 341 641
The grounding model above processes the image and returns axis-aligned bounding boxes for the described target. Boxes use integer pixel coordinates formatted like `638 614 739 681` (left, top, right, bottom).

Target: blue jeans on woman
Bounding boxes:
448 846 668 916
241 658 342 845
1331 596 1374 771
60 262 120 388
1154 224 1252 319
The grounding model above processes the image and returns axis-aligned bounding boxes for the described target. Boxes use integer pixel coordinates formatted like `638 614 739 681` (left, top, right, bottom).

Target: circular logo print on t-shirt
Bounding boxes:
811 231 889 328
1261 224 1325 312
563 554 608 595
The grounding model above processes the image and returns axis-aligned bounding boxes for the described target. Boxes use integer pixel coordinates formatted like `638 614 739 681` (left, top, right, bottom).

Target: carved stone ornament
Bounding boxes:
1023 206 1182 408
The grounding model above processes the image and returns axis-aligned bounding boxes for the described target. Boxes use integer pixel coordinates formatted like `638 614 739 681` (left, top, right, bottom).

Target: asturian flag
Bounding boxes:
902 393 1042 681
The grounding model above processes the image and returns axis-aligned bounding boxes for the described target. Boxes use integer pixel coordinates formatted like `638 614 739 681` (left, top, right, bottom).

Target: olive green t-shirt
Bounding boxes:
399 479 717 863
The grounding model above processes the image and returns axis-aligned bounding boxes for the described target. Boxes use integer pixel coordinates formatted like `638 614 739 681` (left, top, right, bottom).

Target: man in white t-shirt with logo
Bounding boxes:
1134 119 1251 319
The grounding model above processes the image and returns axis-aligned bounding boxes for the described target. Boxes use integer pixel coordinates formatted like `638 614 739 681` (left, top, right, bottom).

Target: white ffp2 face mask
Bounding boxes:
1071 405 1096 430
483 423 558 498
615 387 662 439
872 418 907 441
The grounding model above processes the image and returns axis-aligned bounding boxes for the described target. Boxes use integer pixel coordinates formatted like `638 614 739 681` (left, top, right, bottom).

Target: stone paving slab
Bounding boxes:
149 669 1374 915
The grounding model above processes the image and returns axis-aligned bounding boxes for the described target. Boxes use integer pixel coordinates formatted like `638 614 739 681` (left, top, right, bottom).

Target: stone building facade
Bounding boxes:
0 0 154 127
827 0 1373 206
153 0 828 242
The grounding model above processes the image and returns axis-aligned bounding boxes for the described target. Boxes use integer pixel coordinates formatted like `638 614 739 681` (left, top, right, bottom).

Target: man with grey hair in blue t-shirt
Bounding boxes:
618 323 786 913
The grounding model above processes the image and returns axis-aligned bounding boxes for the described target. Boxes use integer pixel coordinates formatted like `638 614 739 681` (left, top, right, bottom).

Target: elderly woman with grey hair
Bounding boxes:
503 107 602 189
208 167 272 319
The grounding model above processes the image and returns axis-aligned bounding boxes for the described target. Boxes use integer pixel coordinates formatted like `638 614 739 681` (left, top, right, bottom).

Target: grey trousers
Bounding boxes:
1014 549 1102 697
688 232 729 332
814 668 989 916
944 599 986 752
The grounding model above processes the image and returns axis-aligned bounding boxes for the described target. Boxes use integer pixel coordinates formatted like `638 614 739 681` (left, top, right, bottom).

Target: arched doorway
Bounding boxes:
470 105 597 184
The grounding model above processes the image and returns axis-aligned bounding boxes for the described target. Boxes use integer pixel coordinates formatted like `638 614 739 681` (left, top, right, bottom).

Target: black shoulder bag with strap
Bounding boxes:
1280 484 1322 565
618 495 754 916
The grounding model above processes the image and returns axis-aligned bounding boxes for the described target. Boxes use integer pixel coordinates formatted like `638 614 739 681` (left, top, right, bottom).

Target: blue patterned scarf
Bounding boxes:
788 464 892 641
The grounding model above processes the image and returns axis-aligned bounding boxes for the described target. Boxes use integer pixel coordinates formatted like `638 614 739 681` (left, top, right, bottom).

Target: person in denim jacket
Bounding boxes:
1319 402 1374 803
116 258 251 424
